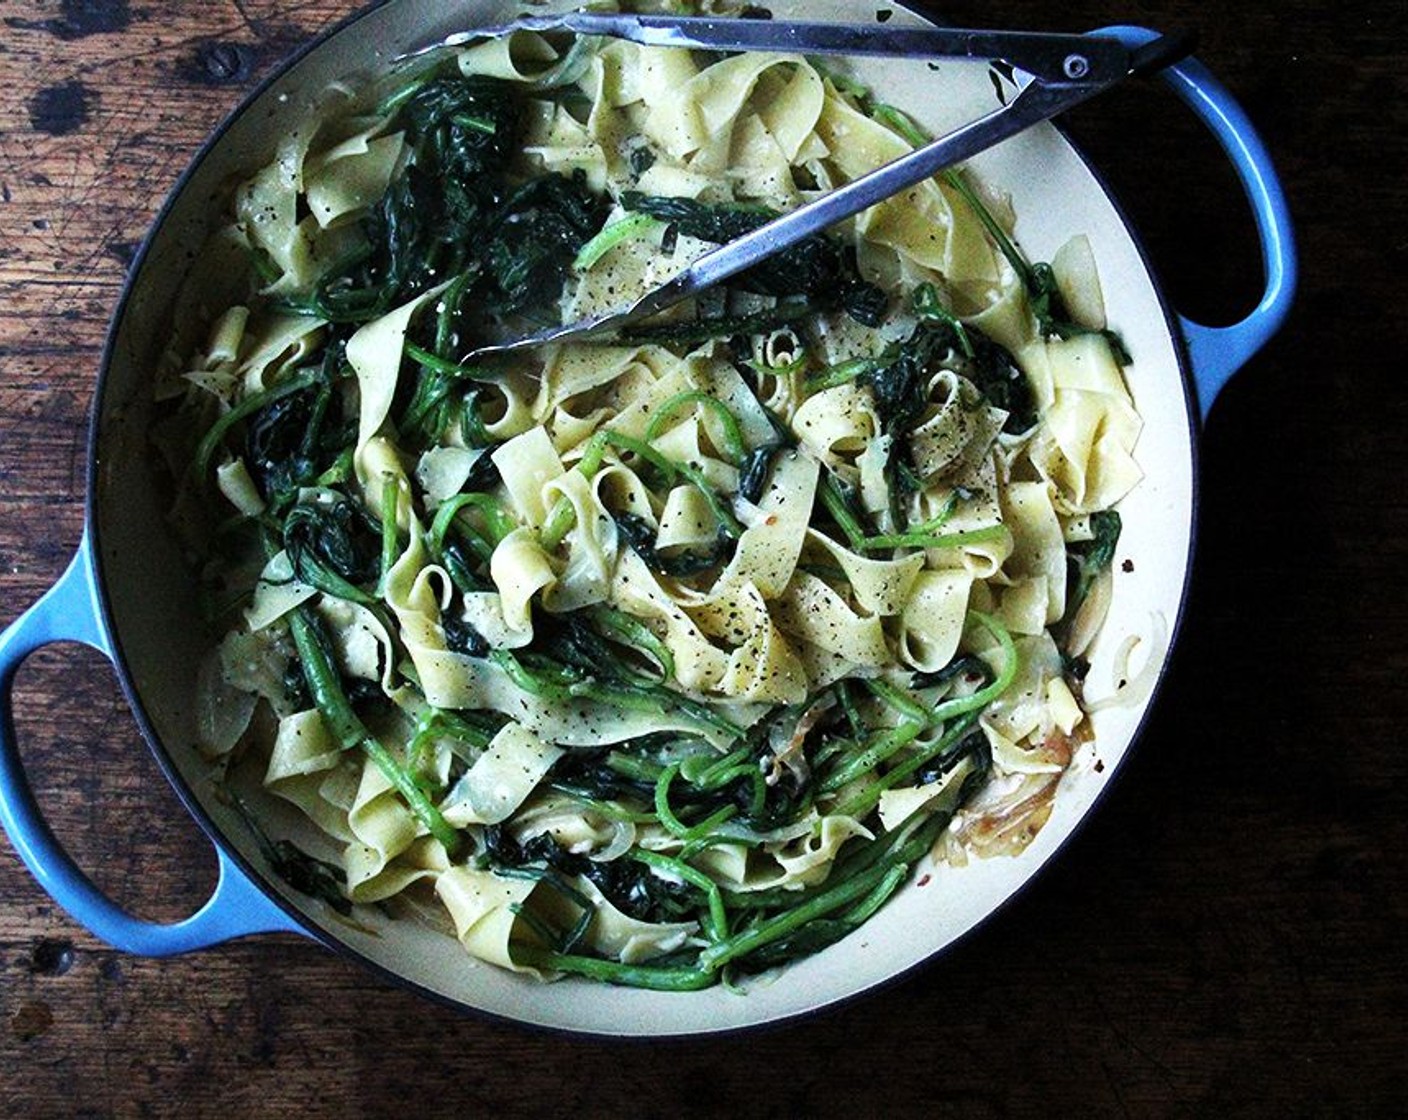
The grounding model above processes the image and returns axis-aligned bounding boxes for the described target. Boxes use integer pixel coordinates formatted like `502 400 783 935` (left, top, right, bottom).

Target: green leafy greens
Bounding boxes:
175 34 1144 994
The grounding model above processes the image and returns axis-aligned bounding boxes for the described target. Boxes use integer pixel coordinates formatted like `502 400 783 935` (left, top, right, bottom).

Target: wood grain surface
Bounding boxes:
1 1 1404 1116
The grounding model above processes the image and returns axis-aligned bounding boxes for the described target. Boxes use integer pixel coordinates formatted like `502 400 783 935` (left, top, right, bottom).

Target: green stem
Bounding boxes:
584 604 675 683
287 608 362 748
834 679 864 738
631 849 729 941
568 679 680 715
459 390 493 448
433 491 517 551
643 391 748 464
546 782 658 824
862 678 932 725
697 853 894 973
804 353 889 395
927 611 1020 724
606 750 666 785
376 74 429 117
941 167 1037 291
493 650 738 742
450 111 497 135
539 430 610 550
490 649 573 703
818 719 925 795
498 866 596 952
655 763 738 842
679 745 748 787
871 102 929 148
678 745 766 816
828 614 1019 818
860 525 1006 553
407 708 494 771
817 474 868 550
360 736 461 854
822 613 1017 813
405 341 486 381
430 496 495 565
870 101 1038 292
315 447 355 488
287 607 461 856
193 370 318 484
509 945 715 990
379 477 400 587
603 430 742 538
573 212 661 271
912 283 975 357
833 710 981 820
538 504 573 552
842 863 909 926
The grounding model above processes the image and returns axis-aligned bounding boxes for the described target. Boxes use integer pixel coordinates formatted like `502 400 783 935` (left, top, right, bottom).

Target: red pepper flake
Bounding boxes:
916 874 932 887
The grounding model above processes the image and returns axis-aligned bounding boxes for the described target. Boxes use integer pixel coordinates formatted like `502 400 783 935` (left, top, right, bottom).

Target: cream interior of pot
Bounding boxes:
91 0 1196 1035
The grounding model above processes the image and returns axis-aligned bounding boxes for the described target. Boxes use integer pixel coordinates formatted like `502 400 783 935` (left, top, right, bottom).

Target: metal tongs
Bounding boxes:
405 13 1195 358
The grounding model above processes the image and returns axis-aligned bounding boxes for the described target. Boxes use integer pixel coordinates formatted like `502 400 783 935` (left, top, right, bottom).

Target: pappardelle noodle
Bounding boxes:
161 7 1142 990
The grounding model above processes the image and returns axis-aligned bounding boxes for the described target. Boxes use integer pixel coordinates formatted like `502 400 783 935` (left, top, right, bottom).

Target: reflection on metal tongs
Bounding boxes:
400 13 1195 359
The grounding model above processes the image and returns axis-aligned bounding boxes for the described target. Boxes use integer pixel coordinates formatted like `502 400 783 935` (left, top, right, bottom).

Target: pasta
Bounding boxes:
165 5 1142 989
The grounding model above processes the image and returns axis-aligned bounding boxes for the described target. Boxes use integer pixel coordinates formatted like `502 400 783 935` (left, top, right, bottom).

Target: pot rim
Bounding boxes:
81 0 1202 1037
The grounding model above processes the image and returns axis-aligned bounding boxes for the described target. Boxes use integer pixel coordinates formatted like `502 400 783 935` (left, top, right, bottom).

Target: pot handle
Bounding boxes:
0 533 304 955
1098 26 1298 419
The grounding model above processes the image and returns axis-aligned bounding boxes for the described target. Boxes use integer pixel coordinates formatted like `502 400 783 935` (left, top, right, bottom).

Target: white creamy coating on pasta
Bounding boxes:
174 16 1143 983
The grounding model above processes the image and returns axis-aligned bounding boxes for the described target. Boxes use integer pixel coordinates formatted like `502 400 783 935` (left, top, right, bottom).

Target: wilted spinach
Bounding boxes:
309 76 521 322
620 192 887 326
614 511 735 577
245 342 352 501
1060 509 1122 630
283 498 381 602
479 171 606 317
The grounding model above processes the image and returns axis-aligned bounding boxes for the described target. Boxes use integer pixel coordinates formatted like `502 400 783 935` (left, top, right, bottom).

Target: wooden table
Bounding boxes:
2 1 1403 1115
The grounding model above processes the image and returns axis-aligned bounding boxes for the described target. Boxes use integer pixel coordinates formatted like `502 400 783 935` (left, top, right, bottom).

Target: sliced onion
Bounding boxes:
1087 611 1170 713
710 813 820 847
766 695 832 788
587 819 637 864
195 648 257 758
